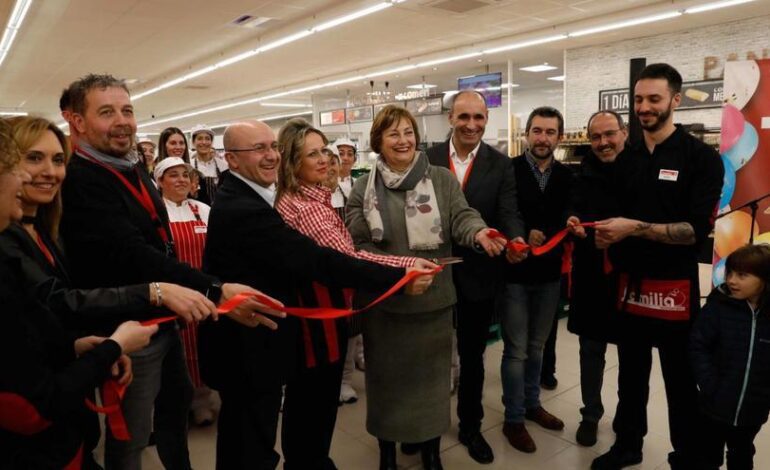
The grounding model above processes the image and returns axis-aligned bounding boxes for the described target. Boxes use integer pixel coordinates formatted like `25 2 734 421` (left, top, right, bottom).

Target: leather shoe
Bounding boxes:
458 430 494 464
591 447 643 469
400 442 420 455
576 421 598 446
502 422 536 453
525 406 564 430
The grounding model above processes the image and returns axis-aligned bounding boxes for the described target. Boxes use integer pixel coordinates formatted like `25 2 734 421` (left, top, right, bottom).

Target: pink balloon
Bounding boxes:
720 104 744 153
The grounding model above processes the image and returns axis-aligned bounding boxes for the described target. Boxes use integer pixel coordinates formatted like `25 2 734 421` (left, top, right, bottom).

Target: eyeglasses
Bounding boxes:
227 142 280 155
589 129 623 142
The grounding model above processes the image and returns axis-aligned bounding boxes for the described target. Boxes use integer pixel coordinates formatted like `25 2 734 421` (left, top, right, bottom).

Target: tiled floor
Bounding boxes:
132 317 769 469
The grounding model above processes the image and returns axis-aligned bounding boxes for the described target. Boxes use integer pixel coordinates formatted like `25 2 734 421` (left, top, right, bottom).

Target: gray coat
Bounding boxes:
346 162 487 442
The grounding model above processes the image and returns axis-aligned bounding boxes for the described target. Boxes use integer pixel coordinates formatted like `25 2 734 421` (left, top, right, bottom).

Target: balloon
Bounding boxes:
723 121 758 171
723 60 760 110
719 156 736 209
714 210 760 257
755 231 770 246
720 104 744 153
712 258 726 287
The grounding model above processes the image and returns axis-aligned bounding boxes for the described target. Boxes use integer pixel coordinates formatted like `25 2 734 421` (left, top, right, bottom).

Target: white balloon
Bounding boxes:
724 60 760 110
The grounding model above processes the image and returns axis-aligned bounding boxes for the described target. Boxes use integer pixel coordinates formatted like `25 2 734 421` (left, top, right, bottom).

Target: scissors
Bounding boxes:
431 257 463 265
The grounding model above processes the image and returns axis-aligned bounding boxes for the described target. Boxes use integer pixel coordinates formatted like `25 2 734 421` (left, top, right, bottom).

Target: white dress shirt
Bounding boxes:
230 171 276 207
449 137 481 185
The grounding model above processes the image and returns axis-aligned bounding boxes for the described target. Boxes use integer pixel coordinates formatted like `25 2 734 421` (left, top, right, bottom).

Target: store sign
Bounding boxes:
599 79 724 113
319 109 345 126
395 88 431 101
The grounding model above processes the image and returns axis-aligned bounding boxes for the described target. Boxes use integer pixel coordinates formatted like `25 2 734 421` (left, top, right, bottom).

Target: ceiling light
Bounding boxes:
132 2 401 101
547 75 565 81
417 52 484 68
312 2 392 32
0 111 27 116
406 84 437 89
569 11 682 37
519 63 558 72
366 64 418 78
0 0 33 68
260 102 312 107
483 34 567 55
684 0 755 14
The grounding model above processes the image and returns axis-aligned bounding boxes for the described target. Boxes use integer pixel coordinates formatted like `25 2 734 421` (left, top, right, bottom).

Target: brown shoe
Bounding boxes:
525 406 564 430
502 422 536 453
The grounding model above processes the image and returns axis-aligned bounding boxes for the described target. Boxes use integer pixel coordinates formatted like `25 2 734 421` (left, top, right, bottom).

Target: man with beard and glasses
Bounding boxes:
59 74 284 470
426 90 525 464
499 106 574 453
591 63 723 470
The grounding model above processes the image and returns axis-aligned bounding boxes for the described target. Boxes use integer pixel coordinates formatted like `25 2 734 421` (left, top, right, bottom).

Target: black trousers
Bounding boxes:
540 315 559 379
701 415 762 470
282 342 347 470
216 384 283 470
613 320 701 469
456 293 495 434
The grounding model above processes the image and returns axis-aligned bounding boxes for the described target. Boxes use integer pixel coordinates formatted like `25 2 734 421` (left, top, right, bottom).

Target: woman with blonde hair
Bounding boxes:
0 118 158 469
274 118 435 469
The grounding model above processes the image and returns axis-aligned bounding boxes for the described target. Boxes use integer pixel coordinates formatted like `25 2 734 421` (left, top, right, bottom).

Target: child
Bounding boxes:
691 244 770 469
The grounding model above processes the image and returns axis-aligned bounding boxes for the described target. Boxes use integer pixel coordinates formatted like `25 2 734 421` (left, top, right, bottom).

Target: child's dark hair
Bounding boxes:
725 244 770 305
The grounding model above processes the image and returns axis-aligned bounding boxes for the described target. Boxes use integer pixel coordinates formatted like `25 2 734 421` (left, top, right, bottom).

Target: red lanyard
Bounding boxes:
447 149 476 191
35 232 55 267
76 147 170 244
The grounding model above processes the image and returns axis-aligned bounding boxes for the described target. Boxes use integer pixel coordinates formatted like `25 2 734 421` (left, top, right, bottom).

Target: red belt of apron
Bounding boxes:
168 202 208 387
616 273 691 321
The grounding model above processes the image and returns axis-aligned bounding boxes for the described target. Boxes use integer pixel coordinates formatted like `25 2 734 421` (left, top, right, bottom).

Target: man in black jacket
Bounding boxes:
500 106 574 454
427 90 525 464
591 63 723 470
200 120 432 470
566 110 627 447
60 74 282 470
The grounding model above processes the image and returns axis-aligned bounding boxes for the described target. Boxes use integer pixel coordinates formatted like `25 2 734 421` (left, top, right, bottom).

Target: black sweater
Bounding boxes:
505 154 574 283
0 250 121 468
690 286 770 427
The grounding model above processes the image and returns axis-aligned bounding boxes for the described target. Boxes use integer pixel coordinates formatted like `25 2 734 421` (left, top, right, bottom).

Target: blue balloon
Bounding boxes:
723 121 758 171
719 156 736 209
712 258 726 287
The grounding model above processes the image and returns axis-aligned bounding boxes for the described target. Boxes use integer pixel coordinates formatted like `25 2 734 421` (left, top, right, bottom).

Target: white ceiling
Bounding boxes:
0 0 768 133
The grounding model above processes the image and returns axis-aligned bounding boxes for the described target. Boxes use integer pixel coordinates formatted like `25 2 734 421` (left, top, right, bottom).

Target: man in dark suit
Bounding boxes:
200 120 433 470
427 90 525 464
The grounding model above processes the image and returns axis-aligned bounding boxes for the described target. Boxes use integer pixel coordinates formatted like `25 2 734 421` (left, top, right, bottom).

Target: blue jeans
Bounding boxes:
105 327 193 470
500 281 561 423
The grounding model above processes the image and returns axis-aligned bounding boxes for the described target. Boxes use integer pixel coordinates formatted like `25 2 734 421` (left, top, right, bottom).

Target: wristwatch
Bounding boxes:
206 281 223 303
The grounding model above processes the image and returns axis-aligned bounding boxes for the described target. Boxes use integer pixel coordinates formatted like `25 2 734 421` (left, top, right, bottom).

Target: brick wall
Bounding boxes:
565 15 770 129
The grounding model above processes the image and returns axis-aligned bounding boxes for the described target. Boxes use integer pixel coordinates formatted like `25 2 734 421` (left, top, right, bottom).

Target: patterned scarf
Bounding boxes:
363 152 443 250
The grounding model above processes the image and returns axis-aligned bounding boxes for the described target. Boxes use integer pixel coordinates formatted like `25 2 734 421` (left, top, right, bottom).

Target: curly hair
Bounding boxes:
0 119 21 174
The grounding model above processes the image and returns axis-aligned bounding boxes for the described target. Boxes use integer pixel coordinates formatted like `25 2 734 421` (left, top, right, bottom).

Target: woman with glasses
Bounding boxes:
274 118 436 470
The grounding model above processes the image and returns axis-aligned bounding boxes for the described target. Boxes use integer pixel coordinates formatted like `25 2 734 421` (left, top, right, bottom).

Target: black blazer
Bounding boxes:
198 174 403 391
0 223 150 333
61 154 217 332
427 141 524 301
505 154 575 283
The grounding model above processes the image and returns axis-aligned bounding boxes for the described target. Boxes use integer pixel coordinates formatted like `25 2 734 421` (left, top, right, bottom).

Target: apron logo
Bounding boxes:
617 275 691 321
658 169 679 181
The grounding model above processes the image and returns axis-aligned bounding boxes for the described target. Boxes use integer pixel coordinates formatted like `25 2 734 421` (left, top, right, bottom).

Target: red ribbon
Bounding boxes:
487 222 598 256
85 379 130 440
86 265 443 437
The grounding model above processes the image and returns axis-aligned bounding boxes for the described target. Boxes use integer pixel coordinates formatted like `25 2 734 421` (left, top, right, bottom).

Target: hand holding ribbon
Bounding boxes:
488 221 598 257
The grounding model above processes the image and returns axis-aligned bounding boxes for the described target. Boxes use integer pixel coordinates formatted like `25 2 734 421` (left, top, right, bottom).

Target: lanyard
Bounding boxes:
188 201 203 222
447 149 475 191
35 232 56 267
76 147 171 246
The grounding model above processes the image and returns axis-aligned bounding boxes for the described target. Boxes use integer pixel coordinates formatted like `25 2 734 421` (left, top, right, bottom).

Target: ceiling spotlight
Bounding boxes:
547 75 565 81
